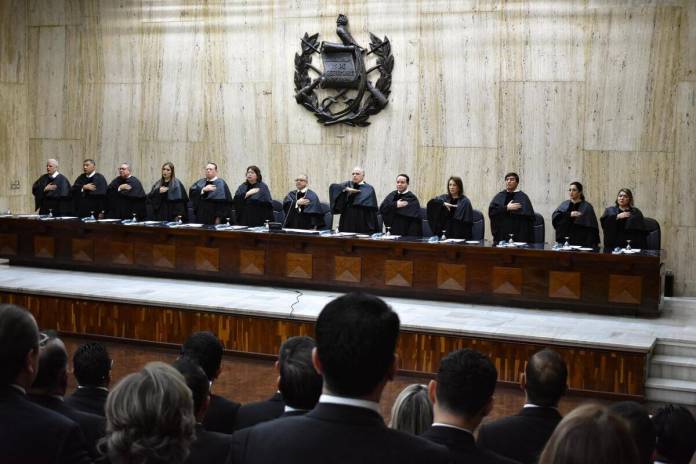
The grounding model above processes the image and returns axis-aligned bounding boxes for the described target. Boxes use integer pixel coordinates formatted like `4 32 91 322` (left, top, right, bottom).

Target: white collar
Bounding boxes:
397 189 409 195
297 187 308 194
208 177 218 182
431 422 474 435
77 385 109 392
283 405 308 413
319 394 380 414
86 171 96 178
10 384 26 395
50 172 59 179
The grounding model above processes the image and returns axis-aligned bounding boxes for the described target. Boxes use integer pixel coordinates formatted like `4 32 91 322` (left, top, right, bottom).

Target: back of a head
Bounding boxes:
180 331 223 381
539 403 639 464
653 404 696 464
73 342 111 387
435 349 497 419
525 349 568 407
32 335 68 391
103 362 195 464
388 384 433 436
315 293 400 397
609 401 656 464
278 336 322 410
0 304 39 386
172 357 210 417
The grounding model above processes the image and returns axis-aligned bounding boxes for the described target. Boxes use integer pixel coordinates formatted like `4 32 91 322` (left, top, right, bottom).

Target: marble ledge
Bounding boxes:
1 264 694 353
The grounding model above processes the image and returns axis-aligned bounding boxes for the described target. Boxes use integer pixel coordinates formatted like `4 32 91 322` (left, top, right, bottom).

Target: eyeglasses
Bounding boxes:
38 332 49 347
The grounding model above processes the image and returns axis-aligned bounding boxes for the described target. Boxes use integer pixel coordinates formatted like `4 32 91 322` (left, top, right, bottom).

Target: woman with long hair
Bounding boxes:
147 162 188 222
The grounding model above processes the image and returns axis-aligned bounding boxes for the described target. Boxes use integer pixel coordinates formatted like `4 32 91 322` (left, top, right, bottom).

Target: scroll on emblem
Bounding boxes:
294 14 394 127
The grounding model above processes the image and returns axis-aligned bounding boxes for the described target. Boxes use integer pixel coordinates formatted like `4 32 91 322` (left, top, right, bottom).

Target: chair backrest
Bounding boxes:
271 199 283 212
533 213 545 244
472 209 485 241
320 202 332 230
376 213 384 233
644 217 661 250
419 208 434 237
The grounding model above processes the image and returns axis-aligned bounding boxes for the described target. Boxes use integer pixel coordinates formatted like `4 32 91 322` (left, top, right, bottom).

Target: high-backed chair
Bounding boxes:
271 199 284 224
471 210 485 241
420 207 434 237
533 213 545 244
320 202 332 230
644 217 661 250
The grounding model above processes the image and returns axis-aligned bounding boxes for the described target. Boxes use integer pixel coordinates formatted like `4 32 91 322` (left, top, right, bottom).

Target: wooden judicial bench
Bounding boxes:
0 217 664 398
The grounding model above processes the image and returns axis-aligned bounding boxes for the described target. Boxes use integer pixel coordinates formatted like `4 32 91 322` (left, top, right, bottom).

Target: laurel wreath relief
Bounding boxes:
294 31 393 127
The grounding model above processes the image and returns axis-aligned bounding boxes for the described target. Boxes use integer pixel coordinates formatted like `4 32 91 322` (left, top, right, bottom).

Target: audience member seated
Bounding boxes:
608 401 655 464
477 349 567 464
652 404 696 464
0 304 91 464
29 332 106 459
65 341 112 416
173 358 234 464
421 348 519 464
180 331 240 434
276 336 322 418
100 362 195 464
388 384 433 436
229 292 450 464
538 403 638 464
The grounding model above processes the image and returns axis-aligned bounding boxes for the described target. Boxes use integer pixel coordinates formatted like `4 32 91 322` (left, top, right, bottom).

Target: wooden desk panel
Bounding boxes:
0 219 664 316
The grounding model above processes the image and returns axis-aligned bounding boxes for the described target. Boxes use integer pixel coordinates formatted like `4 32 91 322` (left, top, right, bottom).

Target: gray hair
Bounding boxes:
388 384 433 436
47 158 59 167
100 362 195 464
352 166 365 175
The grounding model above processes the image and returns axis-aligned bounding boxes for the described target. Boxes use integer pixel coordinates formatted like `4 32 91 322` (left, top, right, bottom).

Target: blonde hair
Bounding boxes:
100 362 195 464
388 384 433 436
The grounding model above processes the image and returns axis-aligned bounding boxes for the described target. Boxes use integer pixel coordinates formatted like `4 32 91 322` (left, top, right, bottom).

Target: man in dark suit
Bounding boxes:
477 349 567 464
229 292 450 464
65 341 112 416
0 304 92 464
234 336 322 429
421 349 519 464
181 331 241 434
173 357 234 464
29 333 106 459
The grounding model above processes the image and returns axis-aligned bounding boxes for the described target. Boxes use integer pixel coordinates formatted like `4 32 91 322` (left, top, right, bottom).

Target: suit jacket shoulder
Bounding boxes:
233 392 285 431
186 424 233 464
231 403 450 464
203 393 241 434
65 387 108 416
422 425 520 464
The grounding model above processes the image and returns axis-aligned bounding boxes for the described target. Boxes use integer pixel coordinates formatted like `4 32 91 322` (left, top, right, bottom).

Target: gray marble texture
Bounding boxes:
2 263 695 353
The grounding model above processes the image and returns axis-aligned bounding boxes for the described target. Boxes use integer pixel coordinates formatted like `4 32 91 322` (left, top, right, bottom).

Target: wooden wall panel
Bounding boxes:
0 291 647 397
2 0 695 295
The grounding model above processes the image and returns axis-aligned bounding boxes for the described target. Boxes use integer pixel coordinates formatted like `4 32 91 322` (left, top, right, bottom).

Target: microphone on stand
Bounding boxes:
281 190 298 229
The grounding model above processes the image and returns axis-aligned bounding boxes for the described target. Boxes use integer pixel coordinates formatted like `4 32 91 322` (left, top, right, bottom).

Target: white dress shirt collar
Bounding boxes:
283 405 308 413
431 422 474 435
318 394 380 414
86 171 95 178
9 384 26 395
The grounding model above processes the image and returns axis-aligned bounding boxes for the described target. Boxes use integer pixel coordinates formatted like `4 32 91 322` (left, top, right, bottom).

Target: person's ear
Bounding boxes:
427 379 438 404
311 348 323 376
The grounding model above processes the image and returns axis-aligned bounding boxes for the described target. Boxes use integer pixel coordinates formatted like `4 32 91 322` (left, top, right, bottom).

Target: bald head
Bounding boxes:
524 349 567 407
32 335 69 394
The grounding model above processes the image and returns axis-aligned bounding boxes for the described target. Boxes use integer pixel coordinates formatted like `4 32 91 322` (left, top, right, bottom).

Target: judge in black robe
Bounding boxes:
189 163 233 225
71 159 108 218
283 174 325 230
32 158 73 216
147 162 189 222
379 174 422 237
105 163 147 220
489 172 536 243
600 188 647 250
233 165 274 227
551 182 600 247
426 176 474 239
329 166 379 234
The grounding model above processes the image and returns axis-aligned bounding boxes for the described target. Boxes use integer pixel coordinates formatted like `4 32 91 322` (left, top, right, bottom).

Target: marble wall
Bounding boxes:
1 0 695 294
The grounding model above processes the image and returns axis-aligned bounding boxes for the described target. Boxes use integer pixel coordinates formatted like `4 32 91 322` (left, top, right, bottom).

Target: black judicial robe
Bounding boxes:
552 200 600 247
600 205 647 250
147 178 189 222
32 173 72 216
71 172 108 218
234 181 274 227
379 190 422 237
283 189 325 229
329 181 379 234
190 178 233 225
106 176 147 220
489 190 535 243
427 194 474 239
